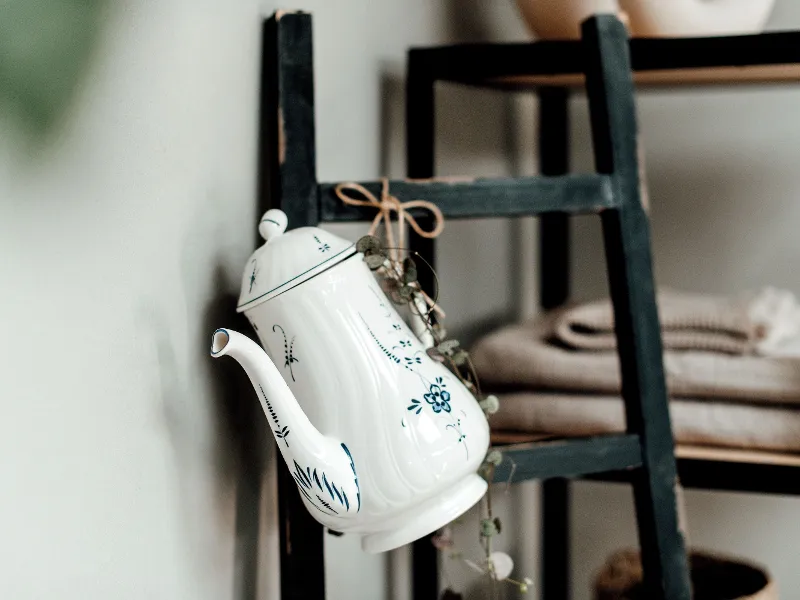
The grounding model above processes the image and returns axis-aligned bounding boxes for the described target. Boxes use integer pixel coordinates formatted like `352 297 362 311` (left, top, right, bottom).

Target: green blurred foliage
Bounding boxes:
0 0 108 137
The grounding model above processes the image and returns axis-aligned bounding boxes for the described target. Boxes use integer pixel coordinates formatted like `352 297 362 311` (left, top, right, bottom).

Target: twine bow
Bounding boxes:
334 178 444 263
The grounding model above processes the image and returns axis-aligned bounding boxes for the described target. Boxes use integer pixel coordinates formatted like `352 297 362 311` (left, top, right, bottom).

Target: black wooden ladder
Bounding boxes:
259 11 691 600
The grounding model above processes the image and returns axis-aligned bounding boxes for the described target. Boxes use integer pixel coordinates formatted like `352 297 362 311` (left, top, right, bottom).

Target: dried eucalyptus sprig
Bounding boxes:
356 233 532 597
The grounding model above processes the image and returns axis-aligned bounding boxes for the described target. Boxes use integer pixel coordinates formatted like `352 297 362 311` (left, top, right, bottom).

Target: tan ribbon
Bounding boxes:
334 178 445 318
334 178 444 263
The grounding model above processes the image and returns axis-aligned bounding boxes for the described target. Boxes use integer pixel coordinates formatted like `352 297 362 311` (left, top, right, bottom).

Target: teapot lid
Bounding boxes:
236 209 356 312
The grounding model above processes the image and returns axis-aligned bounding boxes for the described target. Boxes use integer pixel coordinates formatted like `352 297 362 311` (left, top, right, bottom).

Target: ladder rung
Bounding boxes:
318 174 615 222
492 434 643 484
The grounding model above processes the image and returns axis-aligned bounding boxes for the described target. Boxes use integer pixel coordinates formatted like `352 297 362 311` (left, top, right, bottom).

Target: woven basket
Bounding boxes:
595 550 777 600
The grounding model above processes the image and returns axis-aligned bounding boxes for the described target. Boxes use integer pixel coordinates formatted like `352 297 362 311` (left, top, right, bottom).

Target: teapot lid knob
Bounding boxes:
238 208 355 311
258 209 288 241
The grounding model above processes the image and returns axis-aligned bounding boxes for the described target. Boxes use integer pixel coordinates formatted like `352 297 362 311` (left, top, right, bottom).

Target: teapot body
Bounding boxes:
243 254 490 550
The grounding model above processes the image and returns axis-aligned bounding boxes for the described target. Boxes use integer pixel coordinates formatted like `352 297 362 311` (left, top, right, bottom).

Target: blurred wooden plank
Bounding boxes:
491 431 557 445
488 64 800 90
492 434 800 468
676 444 800 467
411 30 800 90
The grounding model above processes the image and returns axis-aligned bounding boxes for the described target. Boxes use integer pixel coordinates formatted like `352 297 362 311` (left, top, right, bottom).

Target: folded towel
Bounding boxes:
555 289 753 354
492 392 800 453
471 311 800 403
556 287 800 357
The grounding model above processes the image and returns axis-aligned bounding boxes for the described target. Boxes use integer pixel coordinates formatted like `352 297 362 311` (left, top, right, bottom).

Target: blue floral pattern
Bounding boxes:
248 259 259 292
360 299 470 460
273 324 299 382
446 417 469 458
259 384 290 447
424 377 451 413
314 235 331 253
291 443 360 515
404 355 423 367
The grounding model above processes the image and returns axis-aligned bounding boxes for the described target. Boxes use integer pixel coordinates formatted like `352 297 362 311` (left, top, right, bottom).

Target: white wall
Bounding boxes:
0 2 265 598
4 0 800 599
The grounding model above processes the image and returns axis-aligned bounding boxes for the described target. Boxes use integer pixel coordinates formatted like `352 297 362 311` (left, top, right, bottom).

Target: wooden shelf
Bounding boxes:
676 444 800 467
411 30 800 91
487 64 800 90
404 21 800 600
491 432 800 495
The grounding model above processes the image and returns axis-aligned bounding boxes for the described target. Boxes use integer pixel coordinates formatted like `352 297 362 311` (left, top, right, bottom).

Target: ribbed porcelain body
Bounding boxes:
244 253 490 535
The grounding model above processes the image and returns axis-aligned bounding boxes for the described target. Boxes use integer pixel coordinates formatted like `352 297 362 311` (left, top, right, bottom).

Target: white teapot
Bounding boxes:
210 209 490 553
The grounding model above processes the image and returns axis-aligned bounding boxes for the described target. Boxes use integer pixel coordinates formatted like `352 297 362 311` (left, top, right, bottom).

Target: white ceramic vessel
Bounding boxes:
515 0 775 39
619 0 775 37
211 209 490 553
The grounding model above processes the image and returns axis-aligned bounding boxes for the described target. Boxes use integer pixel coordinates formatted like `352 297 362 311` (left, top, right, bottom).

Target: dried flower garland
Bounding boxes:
335 179 532 597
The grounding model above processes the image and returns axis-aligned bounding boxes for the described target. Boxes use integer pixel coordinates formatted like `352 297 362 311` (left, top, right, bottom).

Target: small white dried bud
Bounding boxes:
485 449 503 466
480 395 500 415
488 551 514 581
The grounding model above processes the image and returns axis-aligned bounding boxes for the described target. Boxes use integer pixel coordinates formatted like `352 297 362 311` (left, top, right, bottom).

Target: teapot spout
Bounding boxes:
211 329 361 517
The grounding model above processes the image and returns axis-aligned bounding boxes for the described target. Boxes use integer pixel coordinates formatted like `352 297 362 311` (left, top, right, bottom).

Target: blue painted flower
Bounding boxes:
424 379 451 413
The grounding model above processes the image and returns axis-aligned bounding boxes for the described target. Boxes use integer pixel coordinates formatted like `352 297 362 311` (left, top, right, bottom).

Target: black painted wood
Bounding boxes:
676 458 800 495
541 479 570 600
583 15 691 600
492 435 643 484
592 457 800 496
409 29 800 88
407 50 436 182
538 85 572 600
402 13 800 600
318 174 614 222
411 535 439 600
406 48 440 600
405 48 438 298
264 11 318 229
263 12 326 600
538 87 572 311
264 10 712 600
405 14 691 600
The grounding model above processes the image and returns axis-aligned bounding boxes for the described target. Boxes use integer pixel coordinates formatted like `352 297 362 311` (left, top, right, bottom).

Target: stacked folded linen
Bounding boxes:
471 289 800 452
556 289 756 355
489 393 800 453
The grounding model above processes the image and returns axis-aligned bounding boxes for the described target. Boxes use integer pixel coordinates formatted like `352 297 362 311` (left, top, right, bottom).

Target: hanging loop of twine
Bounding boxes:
334 178 444 263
